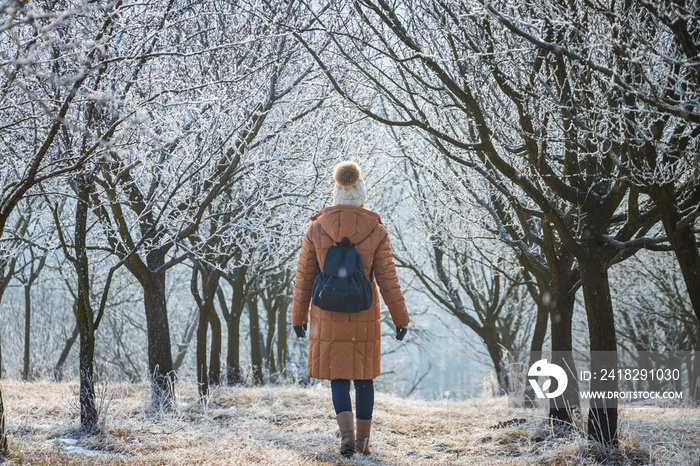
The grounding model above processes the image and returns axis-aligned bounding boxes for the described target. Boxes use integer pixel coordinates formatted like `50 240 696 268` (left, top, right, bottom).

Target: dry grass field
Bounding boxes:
0 380 698 465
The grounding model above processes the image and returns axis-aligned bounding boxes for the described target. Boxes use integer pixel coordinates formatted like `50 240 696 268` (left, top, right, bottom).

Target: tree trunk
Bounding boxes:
77 301 98 432
529 295 549 357
142 261 174 408
523 287 549 408
0 385 6 458
20 254 44 381
23 284 31 381
120 245 174 407
226 310 243 385
224 268 247 386
192 264 223 398
196 300 209 398
208 307 222 386
74 181 99 433
541 223 580 424
265 304 277 376
579 235 618 445
248 294 264 385
549 288 579 426
483 328 508 395
276 301 288 379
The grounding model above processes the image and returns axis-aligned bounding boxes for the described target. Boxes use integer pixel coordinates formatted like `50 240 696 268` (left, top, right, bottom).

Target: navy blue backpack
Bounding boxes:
311 237 373 313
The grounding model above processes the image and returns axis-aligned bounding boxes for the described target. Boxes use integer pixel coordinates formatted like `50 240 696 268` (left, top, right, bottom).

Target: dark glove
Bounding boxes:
395 325 408 341
294 324 307 338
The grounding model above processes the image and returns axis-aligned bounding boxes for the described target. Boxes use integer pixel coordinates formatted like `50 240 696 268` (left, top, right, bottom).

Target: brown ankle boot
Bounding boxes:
336 411 355 457
355 418 372 454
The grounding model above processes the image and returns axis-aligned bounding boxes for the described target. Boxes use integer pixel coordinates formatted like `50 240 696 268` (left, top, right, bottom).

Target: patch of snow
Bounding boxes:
55 438 102 457
55 438 77 446
64 445 102 457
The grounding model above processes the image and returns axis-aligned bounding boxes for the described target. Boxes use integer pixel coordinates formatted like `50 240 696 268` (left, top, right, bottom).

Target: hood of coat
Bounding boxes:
312 205 381 245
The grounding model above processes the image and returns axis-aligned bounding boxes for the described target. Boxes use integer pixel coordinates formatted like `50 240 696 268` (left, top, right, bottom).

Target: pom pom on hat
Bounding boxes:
333 161 367 207
333 161 362 188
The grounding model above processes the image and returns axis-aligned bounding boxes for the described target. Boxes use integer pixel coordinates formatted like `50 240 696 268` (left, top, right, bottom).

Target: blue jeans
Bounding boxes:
330 379 374 420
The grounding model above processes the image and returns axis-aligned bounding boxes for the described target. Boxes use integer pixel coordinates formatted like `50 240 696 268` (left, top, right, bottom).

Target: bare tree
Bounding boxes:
391 160 534 394
190 259 225 397
219 264 249 385
247 287 265 386
46 170 127 432
392 137 582 417
70 174 99 431
260 267 294 380
485 0 700 327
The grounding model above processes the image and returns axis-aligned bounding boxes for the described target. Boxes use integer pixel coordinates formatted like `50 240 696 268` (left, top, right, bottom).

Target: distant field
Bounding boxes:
0 381 698 465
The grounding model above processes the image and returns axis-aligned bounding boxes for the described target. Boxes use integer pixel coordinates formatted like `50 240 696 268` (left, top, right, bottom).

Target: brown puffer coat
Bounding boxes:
291 205 410 381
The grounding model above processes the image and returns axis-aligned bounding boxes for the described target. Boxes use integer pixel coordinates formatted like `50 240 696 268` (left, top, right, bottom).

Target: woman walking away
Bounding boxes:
291 161 410 457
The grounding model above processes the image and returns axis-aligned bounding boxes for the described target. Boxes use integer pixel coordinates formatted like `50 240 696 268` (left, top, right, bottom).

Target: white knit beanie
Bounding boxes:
333 161 367 207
